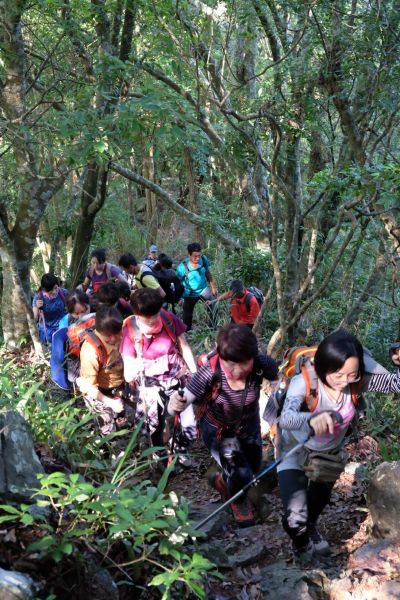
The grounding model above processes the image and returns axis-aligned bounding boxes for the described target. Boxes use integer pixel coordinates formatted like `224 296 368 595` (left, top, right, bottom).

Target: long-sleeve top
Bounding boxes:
277 359 400 472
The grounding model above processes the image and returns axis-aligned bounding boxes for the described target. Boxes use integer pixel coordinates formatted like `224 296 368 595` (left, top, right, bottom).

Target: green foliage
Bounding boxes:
0 357 217 598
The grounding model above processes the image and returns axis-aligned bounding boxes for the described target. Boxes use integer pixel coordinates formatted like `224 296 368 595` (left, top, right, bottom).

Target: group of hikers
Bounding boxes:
31 243 400 563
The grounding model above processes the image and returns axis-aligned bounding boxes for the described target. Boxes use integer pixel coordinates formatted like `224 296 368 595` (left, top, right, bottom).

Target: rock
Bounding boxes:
259 562 328 599
347 540 400 576
329 572 400 600
0 567 39 600
344 461 366 481
188 501 229 537
197 540 231 568
198 531 269 569
82 565 119 600
368 461 400 539
0 411 45 501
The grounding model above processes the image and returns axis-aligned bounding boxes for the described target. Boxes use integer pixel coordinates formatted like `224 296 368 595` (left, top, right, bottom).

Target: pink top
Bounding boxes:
120 312 186 381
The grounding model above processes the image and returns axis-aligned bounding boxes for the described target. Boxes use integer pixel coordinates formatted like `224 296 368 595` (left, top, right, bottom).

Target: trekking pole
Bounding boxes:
39 311 49 345
193 411 343 531
167 389 184 466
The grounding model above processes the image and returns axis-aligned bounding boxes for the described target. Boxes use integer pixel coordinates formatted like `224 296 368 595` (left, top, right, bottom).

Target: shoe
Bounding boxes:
208 472 229 502
293 540 315 564
230 496 255 527
308 523 330 555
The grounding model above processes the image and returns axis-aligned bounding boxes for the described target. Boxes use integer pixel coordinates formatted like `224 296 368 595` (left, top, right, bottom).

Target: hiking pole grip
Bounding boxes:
309 410 343 437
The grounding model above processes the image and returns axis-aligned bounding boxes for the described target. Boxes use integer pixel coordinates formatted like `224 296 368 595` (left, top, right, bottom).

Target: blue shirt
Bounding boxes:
176 256 210 298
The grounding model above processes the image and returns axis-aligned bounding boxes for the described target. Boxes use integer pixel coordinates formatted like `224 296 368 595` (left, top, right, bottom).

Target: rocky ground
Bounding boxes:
172 434 400 599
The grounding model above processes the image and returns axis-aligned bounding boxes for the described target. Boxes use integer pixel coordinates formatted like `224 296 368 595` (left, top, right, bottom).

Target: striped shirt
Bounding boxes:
187 353 278 427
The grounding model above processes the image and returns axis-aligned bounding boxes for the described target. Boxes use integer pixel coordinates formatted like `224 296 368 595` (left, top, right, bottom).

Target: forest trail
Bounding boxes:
170 435 384 599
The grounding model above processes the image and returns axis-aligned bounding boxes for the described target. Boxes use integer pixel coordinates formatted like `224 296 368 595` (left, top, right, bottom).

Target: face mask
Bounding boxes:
220 359 254 381
136 315 163 336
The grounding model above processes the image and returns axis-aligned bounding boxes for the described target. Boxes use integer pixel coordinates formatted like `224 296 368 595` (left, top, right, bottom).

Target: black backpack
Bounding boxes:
138 267 184 304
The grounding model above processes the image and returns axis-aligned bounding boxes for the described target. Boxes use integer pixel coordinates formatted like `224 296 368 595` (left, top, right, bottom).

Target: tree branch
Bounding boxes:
110 161 240 249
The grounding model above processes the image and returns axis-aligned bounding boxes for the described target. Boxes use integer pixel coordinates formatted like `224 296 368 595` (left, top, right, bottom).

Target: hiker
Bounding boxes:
175 243 218 331
32 273 69 345
118 253 166 299
120 288 197 461
81 248 126 295
94 281 133 319
142 244 158 269
58 290 90 329
153 255 184 312
275 329 400 561
210 279 260 329
76 305 127 435
168 324 278 526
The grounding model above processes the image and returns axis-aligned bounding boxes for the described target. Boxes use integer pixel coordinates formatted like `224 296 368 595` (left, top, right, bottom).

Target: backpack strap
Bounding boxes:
105 262 112 280
83 331 108 369
160 308 177 343
300 359 319 412
137 266 155 287
243 291 254 313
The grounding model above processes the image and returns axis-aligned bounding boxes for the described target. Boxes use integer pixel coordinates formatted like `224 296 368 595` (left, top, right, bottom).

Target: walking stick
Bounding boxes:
193 411 343 531
167 390 184 466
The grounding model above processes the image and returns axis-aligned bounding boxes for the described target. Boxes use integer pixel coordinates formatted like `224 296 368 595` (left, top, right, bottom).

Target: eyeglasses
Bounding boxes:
329 371 361 384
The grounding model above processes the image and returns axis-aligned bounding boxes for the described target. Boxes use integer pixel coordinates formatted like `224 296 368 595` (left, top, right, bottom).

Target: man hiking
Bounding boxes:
211 279 260 329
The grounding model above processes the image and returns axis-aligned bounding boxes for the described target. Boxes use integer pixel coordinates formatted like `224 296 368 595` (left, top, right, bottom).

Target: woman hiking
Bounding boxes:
276 329 400 562
168 324 278 527
32 273 68 346
120 288 197 463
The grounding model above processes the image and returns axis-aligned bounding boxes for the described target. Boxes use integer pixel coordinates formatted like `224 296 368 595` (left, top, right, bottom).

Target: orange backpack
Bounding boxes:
274 345 359 414
67 313 97 358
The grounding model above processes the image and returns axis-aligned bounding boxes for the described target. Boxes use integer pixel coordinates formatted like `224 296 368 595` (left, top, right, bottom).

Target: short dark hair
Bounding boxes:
115 279 131 300
90 248 106 264
40 273 59 292
159 255 173 269
95 282 120 306
187 243 201 255
229 279 244 295
217 324 258 363
314 329 365 386
130 288 164 316
65 290 89 314
118 253 138 268
95 305 123 334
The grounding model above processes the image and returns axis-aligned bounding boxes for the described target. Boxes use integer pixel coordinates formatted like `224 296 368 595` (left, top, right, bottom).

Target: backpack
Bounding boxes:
140 267 184 304
246 286 264 308
67 313 97 358
50 318 108 389
272 346 359 417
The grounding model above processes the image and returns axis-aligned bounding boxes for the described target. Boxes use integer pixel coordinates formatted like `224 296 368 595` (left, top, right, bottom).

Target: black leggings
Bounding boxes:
182 296 216 330
278 469 334 548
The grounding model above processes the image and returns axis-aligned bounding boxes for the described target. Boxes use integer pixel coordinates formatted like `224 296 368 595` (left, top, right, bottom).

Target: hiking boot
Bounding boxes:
230 496 255 528
208 472 229 502
308 523 330 556
292 540 315 565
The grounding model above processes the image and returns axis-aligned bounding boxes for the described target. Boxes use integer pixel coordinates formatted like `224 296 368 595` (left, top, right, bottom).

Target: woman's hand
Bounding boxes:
391 345 400 366
168 391 187 415
309 412 335 436
36 298 44 309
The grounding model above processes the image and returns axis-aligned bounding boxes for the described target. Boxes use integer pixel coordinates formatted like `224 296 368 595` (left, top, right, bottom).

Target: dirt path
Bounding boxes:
169 435 381 599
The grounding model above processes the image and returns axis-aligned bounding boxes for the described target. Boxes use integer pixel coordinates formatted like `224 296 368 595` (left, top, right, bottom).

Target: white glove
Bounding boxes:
168 391 187 415
103 396 124 414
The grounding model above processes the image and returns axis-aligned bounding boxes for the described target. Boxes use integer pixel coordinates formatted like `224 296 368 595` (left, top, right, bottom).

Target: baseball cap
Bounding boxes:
149 245 158 252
